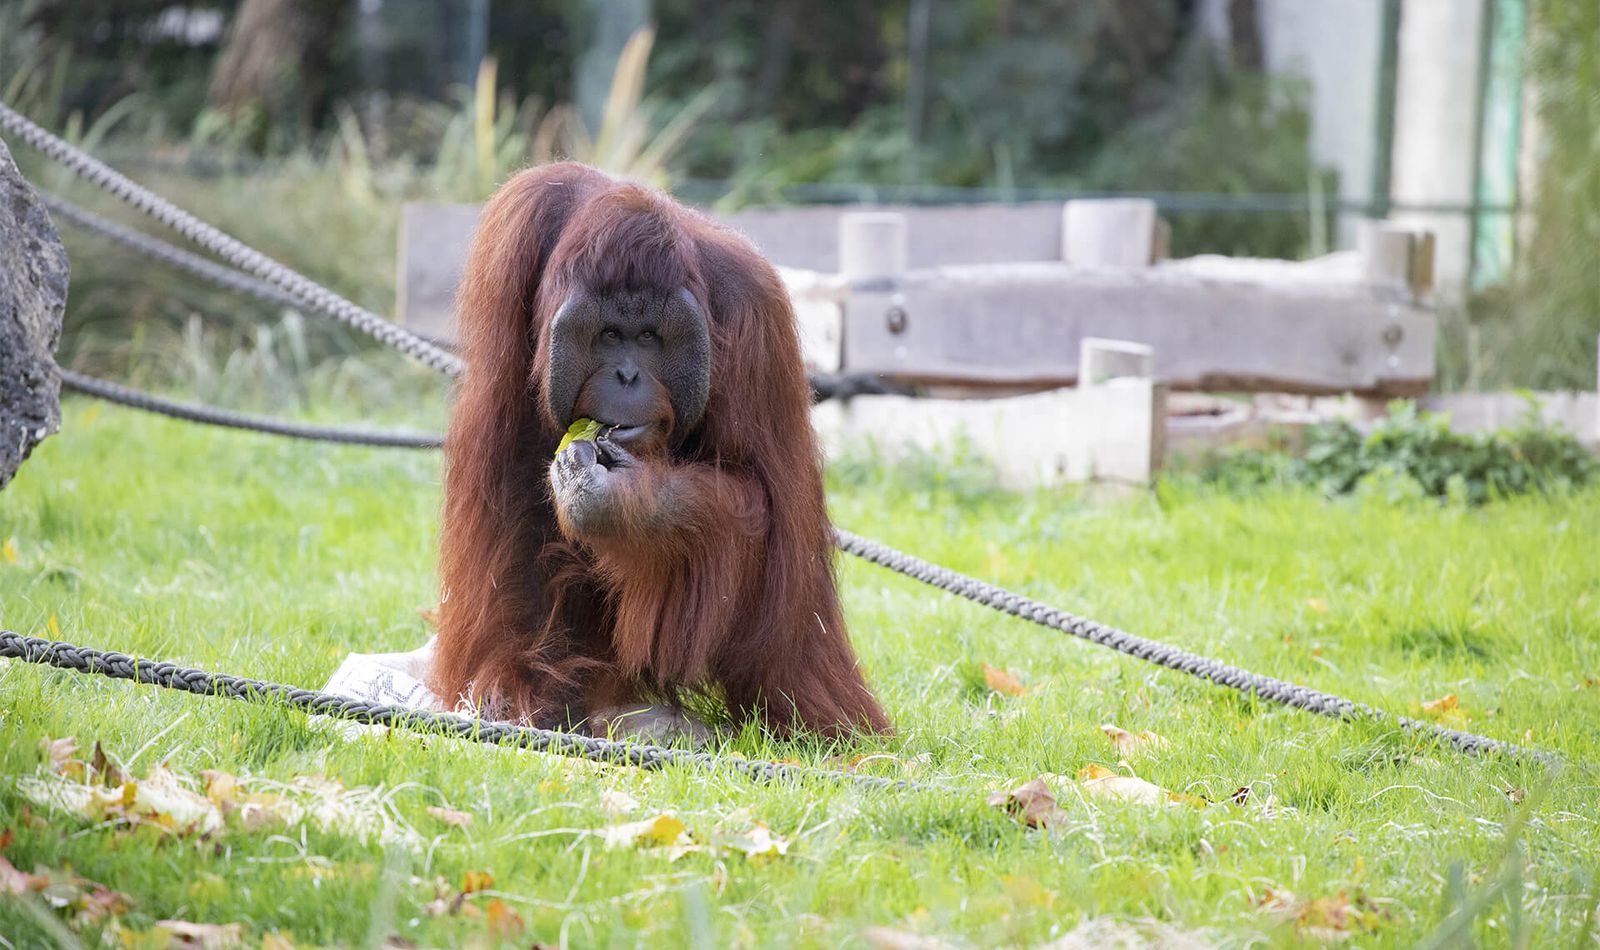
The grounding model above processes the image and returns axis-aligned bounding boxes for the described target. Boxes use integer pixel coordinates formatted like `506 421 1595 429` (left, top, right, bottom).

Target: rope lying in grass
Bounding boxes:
59 369 444 449
3 101 1558 768
0 102 464 379
0 630 907 791
836 529 1556 764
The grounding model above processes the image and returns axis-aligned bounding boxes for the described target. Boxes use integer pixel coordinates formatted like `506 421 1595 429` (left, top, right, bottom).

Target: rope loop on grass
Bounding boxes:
0 630 909 791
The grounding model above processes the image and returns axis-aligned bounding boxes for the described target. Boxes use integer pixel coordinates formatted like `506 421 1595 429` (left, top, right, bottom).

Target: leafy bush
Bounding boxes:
1189 401 1596 504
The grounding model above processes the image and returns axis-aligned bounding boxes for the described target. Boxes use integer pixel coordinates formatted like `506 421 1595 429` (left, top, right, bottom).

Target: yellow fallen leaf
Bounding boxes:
461 869 494 894
1099 723 1169 755
982 663 1029 697
987 777 1067 828
201 770 238 806
1001 874 1056 908
1420 694 1462 719
2 539 17 564
426 805 474 828
604 813 688 849
1077 764 1205 808
1307 597 1328 613
484 898 526 938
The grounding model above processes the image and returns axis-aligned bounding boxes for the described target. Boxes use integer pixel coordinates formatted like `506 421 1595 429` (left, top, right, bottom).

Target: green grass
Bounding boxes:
2 401 1599 948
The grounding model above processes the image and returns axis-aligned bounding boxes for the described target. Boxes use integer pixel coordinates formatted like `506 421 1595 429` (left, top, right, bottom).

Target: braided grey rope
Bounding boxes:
41 191 304 311
0 102 463 378
0 630 905 791
59 369 444 449
835 528 1556 764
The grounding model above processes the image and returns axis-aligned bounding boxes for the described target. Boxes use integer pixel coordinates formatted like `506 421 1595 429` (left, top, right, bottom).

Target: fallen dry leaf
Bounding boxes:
720 822 790 859
461 870 495 894
484 898 525 938
0 856 132 927
201 770 238 805
1040 916 1216 949
1100 723 1169 755
1307 597 1329 614
604 813 689 849
199 772 300 834
599 788 639 816
1420 693 1460 718
1077 764 1205 808
988 777 1068 828
982 663 1029 697
0 855 33 895
155 919 245 949
862 927 960 950
18 764 223 836
1256 888 1385 941
39 737 78 774
90 741 128 787
426 806 474 828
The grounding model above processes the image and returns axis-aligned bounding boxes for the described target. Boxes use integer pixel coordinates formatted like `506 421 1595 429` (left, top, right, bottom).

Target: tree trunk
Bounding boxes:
208 0 348 142
1228 0 1264 71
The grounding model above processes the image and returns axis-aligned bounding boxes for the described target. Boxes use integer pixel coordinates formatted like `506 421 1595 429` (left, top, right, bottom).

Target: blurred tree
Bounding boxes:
1470 0 1600 388
11 0 236 132
208 0 349 146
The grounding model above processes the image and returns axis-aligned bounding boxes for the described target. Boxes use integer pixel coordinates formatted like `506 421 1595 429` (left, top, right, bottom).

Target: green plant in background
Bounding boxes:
1187 400 1596 504
535 27 717 189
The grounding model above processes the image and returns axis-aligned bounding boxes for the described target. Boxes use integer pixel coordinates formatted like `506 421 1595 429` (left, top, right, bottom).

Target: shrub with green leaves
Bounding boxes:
1189 401 1596 504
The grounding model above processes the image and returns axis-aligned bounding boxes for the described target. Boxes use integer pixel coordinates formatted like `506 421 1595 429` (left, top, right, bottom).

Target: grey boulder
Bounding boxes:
0 136 69 490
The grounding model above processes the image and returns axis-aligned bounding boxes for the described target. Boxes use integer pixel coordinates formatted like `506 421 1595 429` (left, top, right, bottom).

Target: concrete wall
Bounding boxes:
1388 0 1486 304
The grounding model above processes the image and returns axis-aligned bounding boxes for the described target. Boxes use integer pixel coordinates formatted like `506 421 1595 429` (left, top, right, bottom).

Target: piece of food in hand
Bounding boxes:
558 417 605 452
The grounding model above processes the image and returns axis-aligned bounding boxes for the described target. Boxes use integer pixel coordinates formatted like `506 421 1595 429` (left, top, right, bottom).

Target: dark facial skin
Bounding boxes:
547 289 710 539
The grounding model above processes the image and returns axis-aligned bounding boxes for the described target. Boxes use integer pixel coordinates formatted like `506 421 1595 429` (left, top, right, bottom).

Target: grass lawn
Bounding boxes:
2 399 1598 948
